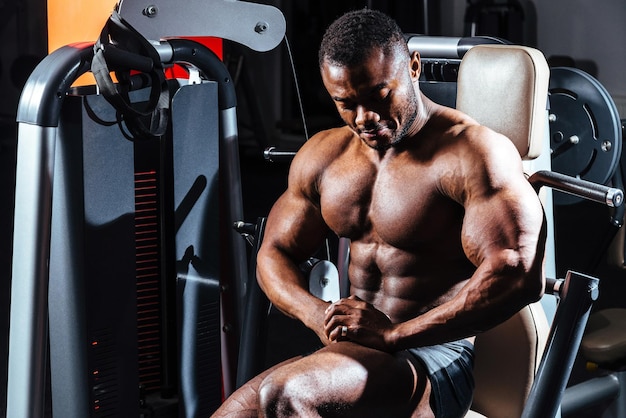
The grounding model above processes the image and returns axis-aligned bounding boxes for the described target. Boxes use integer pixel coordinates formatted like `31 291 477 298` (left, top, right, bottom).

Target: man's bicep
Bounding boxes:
460 132 546 268
461 179 545 269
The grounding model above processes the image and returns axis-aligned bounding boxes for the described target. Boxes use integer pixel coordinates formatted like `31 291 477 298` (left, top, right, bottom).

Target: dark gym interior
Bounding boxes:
1 0 625 417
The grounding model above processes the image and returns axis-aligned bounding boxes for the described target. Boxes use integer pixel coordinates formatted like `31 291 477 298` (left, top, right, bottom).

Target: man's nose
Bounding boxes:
355 105 380 127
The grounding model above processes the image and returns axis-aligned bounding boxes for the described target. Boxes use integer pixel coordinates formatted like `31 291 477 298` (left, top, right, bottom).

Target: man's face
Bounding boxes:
321 47 420 150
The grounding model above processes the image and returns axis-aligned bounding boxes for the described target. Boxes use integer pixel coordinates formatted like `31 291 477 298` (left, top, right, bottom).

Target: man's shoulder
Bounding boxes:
306 125 355 147
294 126 355 164
431 111 524 180
287 126 356 187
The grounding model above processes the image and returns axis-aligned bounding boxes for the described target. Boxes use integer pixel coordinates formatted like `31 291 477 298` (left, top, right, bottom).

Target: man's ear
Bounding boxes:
409 51 421 80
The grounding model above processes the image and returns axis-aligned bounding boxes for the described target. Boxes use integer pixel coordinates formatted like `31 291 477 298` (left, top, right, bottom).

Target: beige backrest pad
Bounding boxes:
456 44 550 160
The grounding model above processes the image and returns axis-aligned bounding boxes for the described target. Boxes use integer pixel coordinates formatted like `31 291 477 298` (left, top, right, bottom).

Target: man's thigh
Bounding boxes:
260 341 432 417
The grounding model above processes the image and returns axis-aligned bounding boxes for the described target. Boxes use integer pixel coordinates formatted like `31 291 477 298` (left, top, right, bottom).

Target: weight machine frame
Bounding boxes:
6 38 248 418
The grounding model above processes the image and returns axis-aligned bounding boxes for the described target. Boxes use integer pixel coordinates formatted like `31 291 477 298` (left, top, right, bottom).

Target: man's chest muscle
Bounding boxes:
319 163 461 247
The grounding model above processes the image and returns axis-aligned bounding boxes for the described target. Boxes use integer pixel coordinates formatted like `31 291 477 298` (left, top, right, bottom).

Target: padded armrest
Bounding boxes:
456 45 550 160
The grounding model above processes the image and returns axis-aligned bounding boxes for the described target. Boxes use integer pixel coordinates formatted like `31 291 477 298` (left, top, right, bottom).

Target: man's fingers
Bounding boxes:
324 300 349 323
324 313 349 337
327 324 350 342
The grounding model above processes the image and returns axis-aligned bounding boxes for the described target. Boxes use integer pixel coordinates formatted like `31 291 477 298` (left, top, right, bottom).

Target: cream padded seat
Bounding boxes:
455 44 551 418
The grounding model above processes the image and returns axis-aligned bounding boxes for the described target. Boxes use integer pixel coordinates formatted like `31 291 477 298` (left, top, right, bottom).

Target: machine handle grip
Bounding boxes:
528 170 624 208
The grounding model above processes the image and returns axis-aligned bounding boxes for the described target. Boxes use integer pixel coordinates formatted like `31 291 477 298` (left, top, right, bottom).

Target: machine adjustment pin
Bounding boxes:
255 21 269 34
569 135 579 144
601 140 612 152
548 113 557 122
143 5 158 17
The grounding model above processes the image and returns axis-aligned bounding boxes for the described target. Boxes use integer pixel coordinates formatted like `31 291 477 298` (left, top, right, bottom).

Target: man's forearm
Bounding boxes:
388 264 542 351
257 251 331 341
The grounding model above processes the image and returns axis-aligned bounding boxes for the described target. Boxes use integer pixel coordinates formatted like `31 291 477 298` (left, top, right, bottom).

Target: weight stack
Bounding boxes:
47 81 221 417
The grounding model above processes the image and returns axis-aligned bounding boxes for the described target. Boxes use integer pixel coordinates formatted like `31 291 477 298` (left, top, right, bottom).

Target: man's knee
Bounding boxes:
258 374 287 417
258 369 319 417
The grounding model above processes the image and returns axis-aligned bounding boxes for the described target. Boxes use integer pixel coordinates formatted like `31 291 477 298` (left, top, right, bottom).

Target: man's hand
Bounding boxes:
323 295 394 351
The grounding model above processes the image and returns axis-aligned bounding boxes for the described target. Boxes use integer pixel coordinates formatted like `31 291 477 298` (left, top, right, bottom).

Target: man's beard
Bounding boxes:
370 106 418 151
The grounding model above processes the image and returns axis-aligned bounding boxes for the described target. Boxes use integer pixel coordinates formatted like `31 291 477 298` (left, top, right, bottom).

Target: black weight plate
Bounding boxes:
549 67 622 205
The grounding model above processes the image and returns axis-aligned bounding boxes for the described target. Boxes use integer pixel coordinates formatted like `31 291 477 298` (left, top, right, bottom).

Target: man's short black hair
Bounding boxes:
318 8 408 68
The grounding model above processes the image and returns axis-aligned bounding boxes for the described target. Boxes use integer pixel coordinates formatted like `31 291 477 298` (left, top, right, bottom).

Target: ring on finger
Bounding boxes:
341 325 348 337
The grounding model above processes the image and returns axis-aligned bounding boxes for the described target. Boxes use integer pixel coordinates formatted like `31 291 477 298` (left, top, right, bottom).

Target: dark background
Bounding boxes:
1 1 625 417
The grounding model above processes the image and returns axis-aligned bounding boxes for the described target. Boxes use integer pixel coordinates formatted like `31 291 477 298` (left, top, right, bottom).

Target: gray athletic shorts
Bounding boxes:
406 340 475 418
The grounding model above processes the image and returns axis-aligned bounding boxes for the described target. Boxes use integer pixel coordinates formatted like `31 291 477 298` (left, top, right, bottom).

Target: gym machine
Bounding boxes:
6 0 285 417
542 62 626 418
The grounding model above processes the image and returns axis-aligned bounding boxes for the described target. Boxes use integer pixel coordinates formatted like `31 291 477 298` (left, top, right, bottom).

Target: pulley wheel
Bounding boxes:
549 67 622 205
